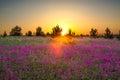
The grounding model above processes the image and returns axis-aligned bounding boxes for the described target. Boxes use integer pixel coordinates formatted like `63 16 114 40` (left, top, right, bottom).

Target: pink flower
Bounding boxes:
6 56 14 62
58 68 62 74
103 62 110 68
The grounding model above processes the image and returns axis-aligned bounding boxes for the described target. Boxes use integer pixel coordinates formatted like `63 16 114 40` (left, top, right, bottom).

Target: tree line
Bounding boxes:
1 25 120 39
1 25 63 37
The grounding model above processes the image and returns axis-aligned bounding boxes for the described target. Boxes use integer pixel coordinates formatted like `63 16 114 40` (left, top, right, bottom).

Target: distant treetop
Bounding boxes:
10 25 22 36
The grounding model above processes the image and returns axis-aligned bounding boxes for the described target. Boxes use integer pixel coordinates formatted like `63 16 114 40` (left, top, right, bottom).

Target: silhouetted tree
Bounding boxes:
36 26 42 36
104 27 113 39
26 30 32 36
52 24 62 36
117 30 120 40
119 30 120 36
90 28 98 38
46 32 50 36
40 32 45 36
10 25 22 36
3 31 7 37
72 32 75 37
80 34 83 37
68 29 72 36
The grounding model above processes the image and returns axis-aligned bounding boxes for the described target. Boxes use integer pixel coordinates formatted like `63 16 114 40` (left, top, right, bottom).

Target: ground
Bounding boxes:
0 36 120 80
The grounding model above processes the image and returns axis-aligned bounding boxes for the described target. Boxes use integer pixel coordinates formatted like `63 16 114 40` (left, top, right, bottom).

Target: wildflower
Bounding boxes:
6 56 14 62
58 68 62 74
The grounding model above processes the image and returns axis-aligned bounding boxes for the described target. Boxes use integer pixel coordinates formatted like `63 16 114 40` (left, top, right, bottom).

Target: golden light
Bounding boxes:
61 30 66 36
61 26 67 36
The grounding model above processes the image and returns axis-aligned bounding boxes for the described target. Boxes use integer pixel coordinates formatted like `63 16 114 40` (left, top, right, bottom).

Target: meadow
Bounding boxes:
0 36 120 80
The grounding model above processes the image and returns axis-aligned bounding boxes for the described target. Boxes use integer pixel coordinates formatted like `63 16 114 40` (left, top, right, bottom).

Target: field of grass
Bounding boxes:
0 36 120 80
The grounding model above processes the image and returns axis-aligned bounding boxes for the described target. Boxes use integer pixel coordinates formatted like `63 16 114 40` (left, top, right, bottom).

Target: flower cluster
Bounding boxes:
0 37 120 80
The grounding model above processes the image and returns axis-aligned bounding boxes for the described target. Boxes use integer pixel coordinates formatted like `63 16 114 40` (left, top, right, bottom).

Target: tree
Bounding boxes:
104 27 113 39
40 31 45 36
68 29 72 36
46 32 51 36
72 32 75 37
117 30 120 40
80 34 83 37
3 31 7 37
36 26 42 36
90 28 98 38
26 30 32 36
10 25 22 36
119 30 120 36
52 24 62 36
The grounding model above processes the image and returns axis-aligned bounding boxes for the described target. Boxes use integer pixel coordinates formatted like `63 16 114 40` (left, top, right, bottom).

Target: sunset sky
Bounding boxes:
0 0 120 35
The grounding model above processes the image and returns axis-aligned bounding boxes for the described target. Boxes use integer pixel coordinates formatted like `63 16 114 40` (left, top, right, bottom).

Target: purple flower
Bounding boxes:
58 68 62 74
6 56 14 62
103 62 111 68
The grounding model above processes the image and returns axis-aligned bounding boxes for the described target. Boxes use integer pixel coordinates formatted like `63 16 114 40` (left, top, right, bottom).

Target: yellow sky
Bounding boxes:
0 0 120 35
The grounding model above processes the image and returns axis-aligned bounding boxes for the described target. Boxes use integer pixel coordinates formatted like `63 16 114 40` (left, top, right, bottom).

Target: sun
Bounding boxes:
61 30 66 36
61 27 66 36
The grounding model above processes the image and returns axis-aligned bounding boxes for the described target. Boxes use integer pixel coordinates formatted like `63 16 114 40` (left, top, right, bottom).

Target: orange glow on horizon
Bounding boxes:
50 37 76 58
